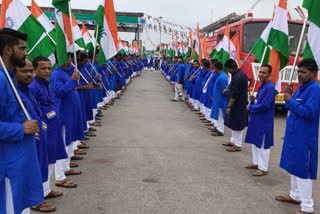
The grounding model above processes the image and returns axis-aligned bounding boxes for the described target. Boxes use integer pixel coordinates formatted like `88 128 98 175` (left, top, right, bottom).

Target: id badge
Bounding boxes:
42 122 48 131
46 110 56 119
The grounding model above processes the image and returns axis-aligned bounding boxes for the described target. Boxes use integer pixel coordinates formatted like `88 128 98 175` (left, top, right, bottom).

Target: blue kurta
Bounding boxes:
245 80 275 149
187 68 197 97
149 57 154 67
50 66 84 146
192 68 207 101
176 63 186 84
18 85 49 183
211 72 228 120
0 67 43 213
84 62 98 110
200 70 213 105
204 72 217 109
143 57 148 67
30 77 68 164
280 79 320 179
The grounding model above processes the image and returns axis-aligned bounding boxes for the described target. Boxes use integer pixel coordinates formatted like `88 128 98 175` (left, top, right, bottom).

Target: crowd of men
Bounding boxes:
0 28 144 214
161 55 320 214
142 55 160 71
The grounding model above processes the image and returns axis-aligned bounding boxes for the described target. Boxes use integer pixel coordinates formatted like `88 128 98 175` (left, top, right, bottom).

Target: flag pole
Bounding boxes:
91 24 99 75
67 1 79 85
45 32 56 45
251 45 268 93
289 14 309 84
70 62 89 84
0 56 31 120
239 49 253 69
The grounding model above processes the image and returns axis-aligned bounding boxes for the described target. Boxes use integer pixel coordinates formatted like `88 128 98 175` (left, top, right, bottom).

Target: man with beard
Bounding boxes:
0 28 43 214
223 59 248 152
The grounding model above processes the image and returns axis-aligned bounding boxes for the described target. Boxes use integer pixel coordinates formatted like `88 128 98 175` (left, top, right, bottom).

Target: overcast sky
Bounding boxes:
12 0 305 49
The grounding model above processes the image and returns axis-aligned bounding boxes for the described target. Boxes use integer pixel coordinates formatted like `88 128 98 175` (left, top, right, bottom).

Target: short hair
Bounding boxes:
0 28 28 55
298 58 318 73
203 60 210 69
78 51 87 62
224 59 238 69
178 56 184 60
261 64 272 74
88 49 99 59
193 60 200 65
200 58 207 64
33 56 50 69
214 61 223 70
211 58 218 65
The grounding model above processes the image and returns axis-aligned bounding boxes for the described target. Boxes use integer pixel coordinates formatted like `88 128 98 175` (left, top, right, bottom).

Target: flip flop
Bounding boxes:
222 142 234 147
31 202 56 213
245 164 258 169
252 169 268 176
55 179 77 188
226 146 242 152
44 191 63 199
275 195 301 204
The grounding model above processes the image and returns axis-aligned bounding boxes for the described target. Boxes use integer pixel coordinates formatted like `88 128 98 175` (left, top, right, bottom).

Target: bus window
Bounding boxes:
242 21 308 56
288 23 308 56
242 21 269 53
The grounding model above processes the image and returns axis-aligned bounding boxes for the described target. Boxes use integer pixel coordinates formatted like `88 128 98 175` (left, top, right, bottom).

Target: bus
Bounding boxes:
206 18 308 104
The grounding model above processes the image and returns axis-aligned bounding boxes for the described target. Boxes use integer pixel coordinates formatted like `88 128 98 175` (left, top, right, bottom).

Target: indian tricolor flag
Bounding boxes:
52 0 73 66
81 22 94 51
215 23 237 65
118 37 126 56
194 22 200 60
72 14 85 49
303 0 320 69
201 36 207 58
267 0 289 93
251 21 272 64
31 0 55 40
209 40 222 58
95 0 118 66
0 0 47 53
186 31 193 56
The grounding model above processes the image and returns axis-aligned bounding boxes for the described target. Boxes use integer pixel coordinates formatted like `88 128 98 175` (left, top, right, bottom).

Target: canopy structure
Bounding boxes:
0 5 145 41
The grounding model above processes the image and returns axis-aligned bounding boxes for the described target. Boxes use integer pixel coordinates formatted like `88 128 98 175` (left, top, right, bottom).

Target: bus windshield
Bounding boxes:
242 21 308 56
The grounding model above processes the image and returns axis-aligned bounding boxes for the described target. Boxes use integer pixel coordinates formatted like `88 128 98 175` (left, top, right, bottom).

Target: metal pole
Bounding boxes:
68 1 77 69
70 63 89 84
251 46 268 93
91 24 100 75
289 14 309 84
0 56 31 120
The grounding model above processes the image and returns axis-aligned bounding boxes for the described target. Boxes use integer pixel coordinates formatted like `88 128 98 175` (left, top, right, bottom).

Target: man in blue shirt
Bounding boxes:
172 56 185 102
244 64 274 175
0 28 43 214
276 59 320 214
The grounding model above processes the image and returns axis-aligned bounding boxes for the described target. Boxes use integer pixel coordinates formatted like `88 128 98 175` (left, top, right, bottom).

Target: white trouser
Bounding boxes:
216 109 225 133
290 175 313 213
251 142 270 171
200 104 205 114
182 90 187 101
55 126 69 181
231 130 243 147
42 164 54 197
174 84 179 101
5 178 30 214
194 100 200 110
97 102 103 107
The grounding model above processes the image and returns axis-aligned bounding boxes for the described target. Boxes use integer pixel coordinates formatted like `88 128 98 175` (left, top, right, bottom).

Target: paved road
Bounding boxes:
40 70 320 214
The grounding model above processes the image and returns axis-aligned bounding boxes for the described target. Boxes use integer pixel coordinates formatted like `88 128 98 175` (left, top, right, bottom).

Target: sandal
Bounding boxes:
222 142 234 147
226 146 242 152
65 169 82 176
70 162 79 168
296 211 313 214
45 191 63 199
85 132 96 137
245 164 258 169
74 149 86 155
31 202 56 213
252 169 268 176
275 195 301 204
71 155 84 160
55 179 77 188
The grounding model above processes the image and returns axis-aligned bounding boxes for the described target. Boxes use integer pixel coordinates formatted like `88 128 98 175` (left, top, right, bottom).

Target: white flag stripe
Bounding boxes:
6 0 30 30
271 7 288 35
